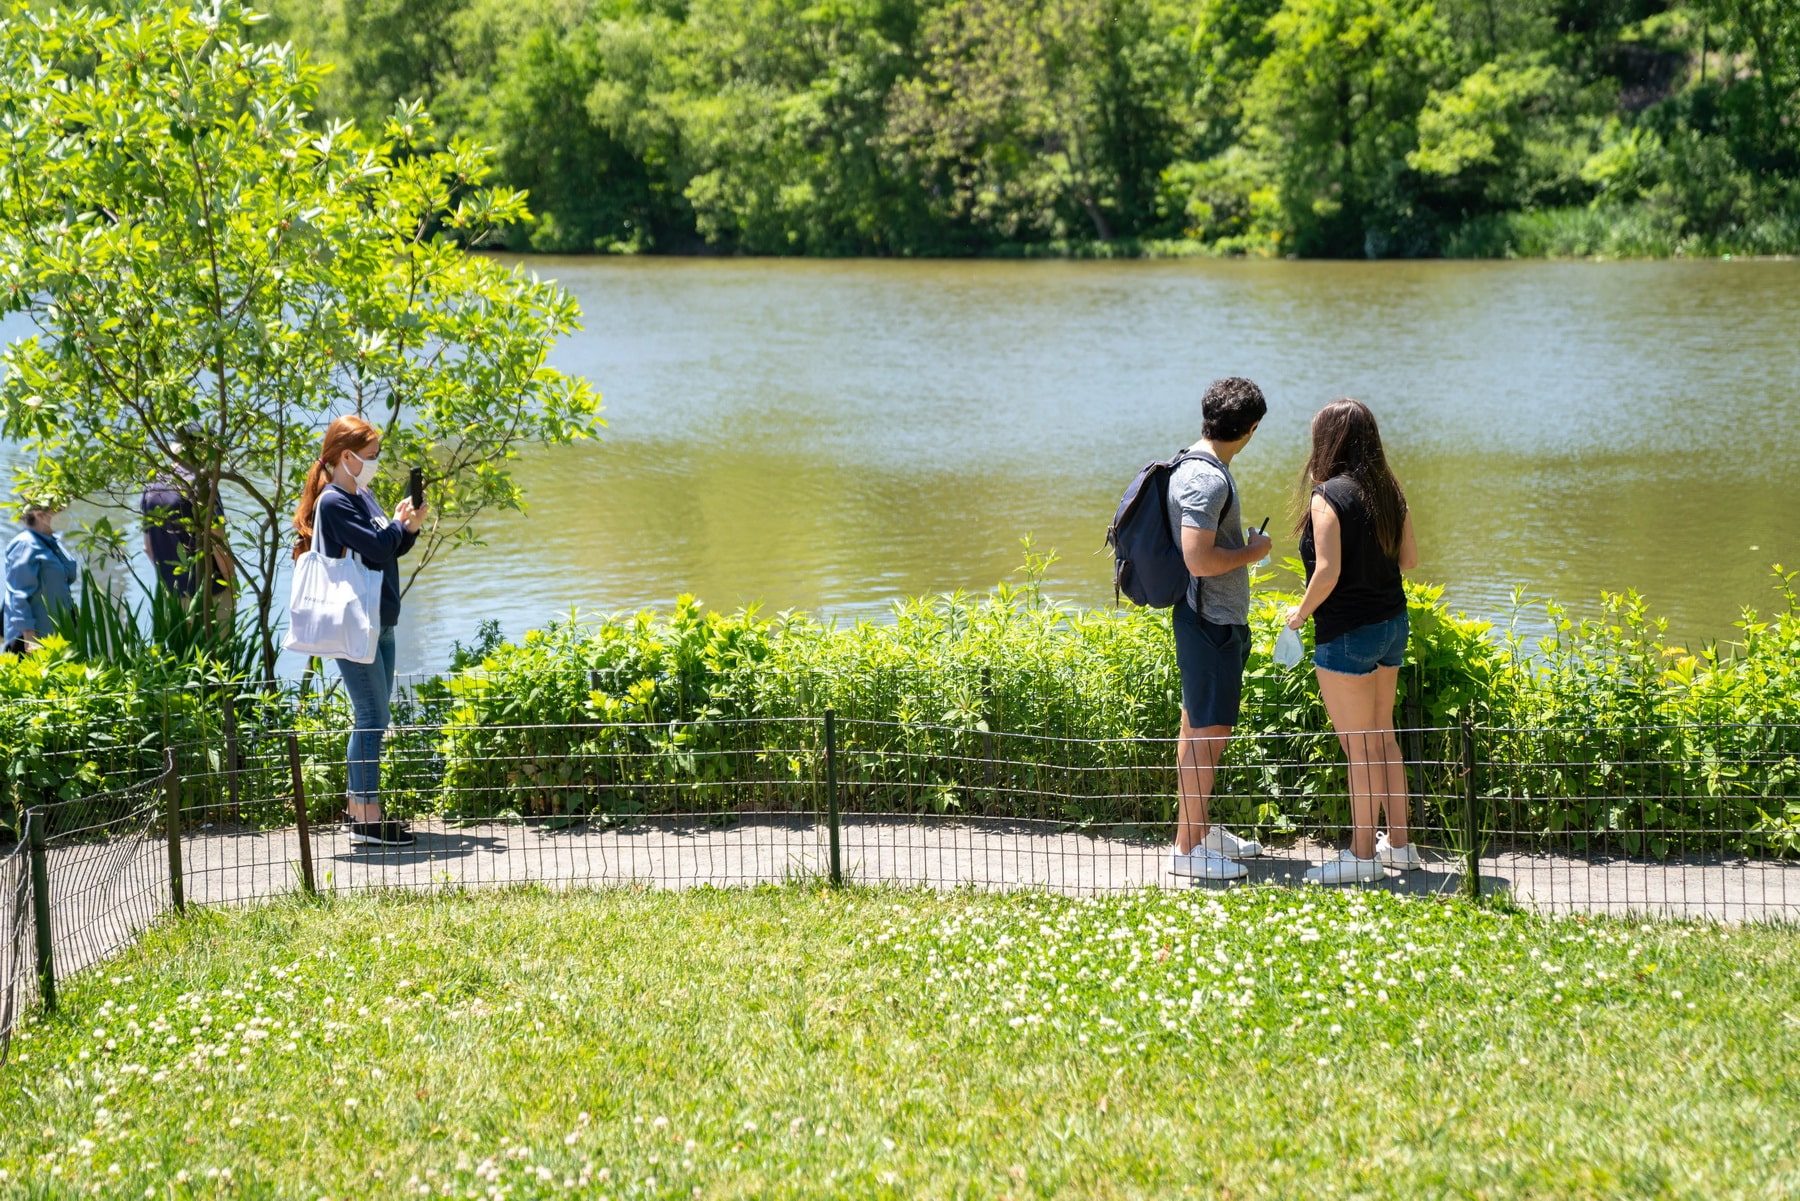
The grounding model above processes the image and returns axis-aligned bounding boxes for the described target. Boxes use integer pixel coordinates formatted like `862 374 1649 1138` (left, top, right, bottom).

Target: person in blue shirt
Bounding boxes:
4 503 78 654
291 416 425 848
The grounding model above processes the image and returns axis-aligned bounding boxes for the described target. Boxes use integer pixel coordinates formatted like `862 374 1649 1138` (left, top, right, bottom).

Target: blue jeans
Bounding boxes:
1313 614 1409 677
336 626 397 806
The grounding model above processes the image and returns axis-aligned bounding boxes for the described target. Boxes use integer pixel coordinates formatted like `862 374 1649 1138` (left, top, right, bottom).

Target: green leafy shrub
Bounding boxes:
1484 572 1800 854
0 640 167 835
8 561 1800 855
420 553 1502 834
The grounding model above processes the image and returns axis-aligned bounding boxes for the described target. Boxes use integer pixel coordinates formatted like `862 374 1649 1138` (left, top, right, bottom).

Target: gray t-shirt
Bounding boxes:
1166 451 1249 624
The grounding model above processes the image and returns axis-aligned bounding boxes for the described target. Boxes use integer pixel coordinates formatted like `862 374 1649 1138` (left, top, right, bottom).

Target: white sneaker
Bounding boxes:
1376 833 1422 872
1304 850 1384 886
1170 847 1248 881
1202 827 1263 859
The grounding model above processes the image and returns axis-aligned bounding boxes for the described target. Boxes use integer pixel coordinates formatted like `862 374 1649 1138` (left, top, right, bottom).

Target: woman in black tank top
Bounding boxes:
1284 400 1420 885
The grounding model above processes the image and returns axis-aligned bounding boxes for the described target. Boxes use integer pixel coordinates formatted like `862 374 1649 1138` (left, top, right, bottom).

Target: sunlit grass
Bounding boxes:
3 886 1798 1198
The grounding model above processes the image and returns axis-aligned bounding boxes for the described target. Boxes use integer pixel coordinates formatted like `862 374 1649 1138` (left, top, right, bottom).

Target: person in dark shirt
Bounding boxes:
140 475 193 593
1285 399 1421 885
141 431 235 623
291 415 424 848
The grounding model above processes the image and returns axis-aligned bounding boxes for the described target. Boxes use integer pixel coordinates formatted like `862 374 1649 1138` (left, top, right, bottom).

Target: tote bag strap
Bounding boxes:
311 497 365 568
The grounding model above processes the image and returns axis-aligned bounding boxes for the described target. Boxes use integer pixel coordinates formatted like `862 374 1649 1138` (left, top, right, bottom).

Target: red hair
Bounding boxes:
292 415 380 558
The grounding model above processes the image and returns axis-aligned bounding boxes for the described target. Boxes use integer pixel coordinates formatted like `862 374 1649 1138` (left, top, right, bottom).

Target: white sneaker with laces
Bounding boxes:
1201 827 1263 859
1376 833 1422 872
1170 847 1248 881
1304 850 1384 885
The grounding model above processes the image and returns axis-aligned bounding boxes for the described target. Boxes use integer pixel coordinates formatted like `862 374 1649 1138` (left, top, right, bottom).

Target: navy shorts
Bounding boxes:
1172 601 1251 729
1313 613 1409 676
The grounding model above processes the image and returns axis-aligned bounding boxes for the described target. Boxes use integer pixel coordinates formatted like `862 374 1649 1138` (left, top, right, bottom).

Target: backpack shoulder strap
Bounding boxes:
1171 448 1237 524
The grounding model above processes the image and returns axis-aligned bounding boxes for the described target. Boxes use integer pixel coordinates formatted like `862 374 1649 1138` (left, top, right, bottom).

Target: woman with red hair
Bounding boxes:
293 416 425 847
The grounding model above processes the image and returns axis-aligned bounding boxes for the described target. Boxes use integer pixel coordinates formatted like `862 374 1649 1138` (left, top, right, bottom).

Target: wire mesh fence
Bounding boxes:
40 763 174 982
3 712 1797 1046
0 759 174 1058
1478 722 1800 919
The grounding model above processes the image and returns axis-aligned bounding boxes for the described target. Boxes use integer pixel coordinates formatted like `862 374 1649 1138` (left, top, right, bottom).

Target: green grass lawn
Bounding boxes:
3 886 1798 1199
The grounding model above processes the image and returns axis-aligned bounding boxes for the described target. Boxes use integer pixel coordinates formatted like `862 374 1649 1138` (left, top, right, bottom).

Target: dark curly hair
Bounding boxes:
1200 377 1268 443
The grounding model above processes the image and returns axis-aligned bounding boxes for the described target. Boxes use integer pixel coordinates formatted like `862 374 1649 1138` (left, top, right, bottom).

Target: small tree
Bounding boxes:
0 0 601 676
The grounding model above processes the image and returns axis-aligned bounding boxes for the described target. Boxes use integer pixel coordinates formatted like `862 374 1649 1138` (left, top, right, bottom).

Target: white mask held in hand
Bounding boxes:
345 449 379 489
1274 626 1305 668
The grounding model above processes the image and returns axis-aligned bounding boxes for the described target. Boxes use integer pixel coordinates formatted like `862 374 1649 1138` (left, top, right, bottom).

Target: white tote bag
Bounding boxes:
283 507 385 664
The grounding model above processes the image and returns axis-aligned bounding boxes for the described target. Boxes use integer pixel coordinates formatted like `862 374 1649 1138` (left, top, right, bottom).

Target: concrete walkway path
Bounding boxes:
35 813 1798 986
28 817 1800 993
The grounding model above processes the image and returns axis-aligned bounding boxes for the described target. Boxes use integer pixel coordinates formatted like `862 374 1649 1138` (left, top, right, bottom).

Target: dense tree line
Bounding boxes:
259 0 1796 256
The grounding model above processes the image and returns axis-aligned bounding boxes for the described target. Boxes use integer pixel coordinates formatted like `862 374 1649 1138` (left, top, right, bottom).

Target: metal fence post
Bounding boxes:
1460 716 1482 903
287 732 317 896
221 687 242 819
1403 666 1424 810
824 708 842 888
980 667 996 808
164 749 185 915
27 809 55 1013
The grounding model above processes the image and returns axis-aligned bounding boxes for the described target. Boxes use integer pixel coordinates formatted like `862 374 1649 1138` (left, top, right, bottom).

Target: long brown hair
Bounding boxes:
1292 399 1407 558
292 415 380 559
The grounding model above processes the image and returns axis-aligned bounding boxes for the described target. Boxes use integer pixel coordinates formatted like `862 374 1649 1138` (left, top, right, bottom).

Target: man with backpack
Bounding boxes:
1107 377 1273 880
1163 377 1271 880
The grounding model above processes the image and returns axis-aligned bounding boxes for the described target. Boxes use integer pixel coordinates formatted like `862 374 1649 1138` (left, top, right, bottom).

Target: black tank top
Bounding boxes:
1299 475 1406 646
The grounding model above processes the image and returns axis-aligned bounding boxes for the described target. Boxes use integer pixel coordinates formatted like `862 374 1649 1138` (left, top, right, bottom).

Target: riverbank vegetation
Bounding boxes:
251 0 1800 258
6 557 1799 850
4 887 1798 1196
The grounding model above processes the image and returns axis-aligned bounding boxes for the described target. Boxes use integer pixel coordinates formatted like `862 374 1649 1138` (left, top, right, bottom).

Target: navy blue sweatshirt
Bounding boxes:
314 484 417 629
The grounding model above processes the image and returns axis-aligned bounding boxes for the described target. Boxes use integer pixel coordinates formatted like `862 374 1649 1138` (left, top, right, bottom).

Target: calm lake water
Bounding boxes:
7 258 1799 675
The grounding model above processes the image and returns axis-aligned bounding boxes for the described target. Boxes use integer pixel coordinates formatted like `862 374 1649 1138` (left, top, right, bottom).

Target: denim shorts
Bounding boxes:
1313 613 1409 677
1171 601 1251 728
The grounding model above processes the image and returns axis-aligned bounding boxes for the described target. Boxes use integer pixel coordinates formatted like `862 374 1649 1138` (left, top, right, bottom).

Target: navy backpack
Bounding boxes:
1106 448 1231 608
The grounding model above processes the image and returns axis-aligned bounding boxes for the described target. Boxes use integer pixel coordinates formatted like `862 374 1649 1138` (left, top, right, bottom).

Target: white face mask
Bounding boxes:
344 448 380 489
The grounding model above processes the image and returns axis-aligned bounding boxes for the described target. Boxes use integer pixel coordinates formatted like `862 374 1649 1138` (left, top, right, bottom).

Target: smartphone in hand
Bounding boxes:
407 466 425 511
